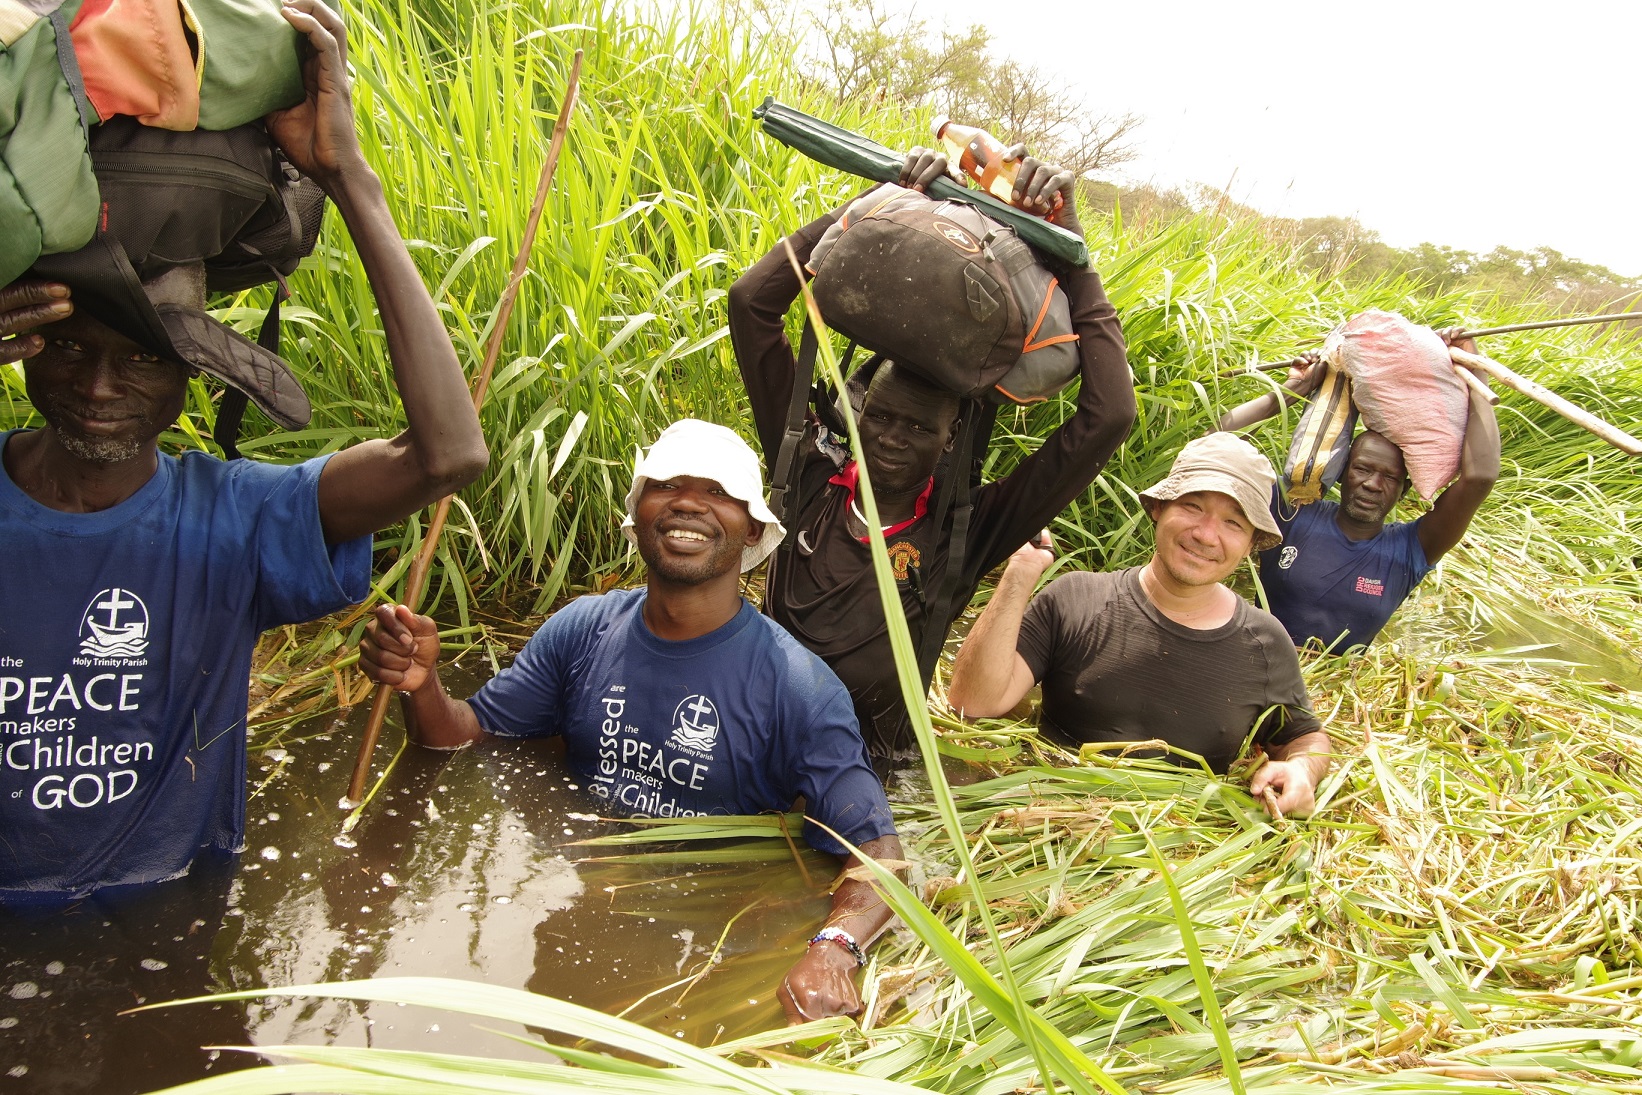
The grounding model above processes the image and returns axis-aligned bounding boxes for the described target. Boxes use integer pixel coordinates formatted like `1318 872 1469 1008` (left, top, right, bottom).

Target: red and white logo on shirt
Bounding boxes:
1354 576 1385 597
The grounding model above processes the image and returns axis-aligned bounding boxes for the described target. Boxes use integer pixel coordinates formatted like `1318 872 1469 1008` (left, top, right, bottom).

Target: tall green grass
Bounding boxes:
8 0 1639 1091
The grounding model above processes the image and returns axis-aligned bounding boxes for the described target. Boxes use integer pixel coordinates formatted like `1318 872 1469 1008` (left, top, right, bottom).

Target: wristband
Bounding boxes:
809 926 865 967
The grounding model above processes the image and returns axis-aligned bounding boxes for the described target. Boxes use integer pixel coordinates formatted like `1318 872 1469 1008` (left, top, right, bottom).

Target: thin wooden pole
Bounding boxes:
1450 358 1499 405
1455 311 1642 340
1228 311 1641 376
345 51 584 806
1449 345 1642 456
1215 355 1305 379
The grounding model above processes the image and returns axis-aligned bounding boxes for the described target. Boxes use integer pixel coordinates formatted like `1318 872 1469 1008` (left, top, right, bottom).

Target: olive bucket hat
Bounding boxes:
1138 433 1283 552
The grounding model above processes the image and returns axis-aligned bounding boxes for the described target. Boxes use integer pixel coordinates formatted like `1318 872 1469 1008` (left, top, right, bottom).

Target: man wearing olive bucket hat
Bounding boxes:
361 419 902 1022
947 433 1332 817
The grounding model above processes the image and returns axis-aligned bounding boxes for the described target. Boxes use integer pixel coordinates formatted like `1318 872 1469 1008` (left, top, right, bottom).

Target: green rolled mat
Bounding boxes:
752 96 1091 270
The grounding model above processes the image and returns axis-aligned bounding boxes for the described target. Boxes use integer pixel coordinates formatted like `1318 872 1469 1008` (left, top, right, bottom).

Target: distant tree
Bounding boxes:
1392 242 1476 291
1080 180 1194 229
762 0 1142 178
1260 215 1397 281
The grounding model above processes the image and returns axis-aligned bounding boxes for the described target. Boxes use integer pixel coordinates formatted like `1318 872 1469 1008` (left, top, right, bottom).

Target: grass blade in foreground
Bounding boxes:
136 978 931 1095
785 247 1126 1095
1144 830 1245 1095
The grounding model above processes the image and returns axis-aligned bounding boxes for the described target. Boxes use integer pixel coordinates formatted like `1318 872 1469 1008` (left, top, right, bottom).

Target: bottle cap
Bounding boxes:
932 116 951 139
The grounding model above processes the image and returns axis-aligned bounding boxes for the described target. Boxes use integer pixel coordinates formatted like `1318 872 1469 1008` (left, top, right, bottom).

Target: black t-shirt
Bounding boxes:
1016 568 1321 773
730 202 1137 759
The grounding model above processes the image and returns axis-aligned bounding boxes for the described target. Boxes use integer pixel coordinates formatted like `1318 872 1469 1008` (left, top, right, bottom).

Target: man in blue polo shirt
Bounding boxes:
360 419 901 1024
1218 332 1500 651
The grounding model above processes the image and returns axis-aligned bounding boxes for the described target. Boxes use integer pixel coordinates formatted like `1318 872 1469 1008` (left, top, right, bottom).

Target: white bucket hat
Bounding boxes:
1139 433 1283 552
621 419 786 573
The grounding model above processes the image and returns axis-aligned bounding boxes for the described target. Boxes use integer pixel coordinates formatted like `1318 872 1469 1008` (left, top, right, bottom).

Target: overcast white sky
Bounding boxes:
885 0 1641 275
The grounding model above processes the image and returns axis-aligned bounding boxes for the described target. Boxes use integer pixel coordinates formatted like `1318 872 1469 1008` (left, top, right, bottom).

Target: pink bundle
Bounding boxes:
1324 310 1470 500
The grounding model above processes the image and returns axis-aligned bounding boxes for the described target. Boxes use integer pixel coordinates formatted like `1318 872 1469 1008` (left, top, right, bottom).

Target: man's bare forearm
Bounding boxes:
334 169 485 478
822 835 901 945
1417 383 1501 561
947 563 1039 716
1218 382 1305 433
399 663 486 750
316 168 488 543
1269 730 1332 784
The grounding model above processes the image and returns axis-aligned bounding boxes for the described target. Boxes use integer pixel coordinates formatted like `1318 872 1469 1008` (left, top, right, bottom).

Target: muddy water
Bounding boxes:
0 664 855 1094
1474 594 1642 691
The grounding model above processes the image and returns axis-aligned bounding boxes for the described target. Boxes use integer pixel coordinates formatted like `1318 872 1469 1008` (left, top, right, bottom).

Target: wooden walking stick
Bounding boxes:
1455 311 1642 340
1230 312 1642 377
344 50 584 807
1449 345 1642 456
1450 359 1499 406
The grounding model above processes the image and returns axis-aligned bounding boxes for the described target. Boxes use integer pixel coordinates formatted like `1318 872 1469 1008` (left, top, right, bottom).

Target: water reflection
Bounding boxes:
0 682 844 1092
1474 594 1642 690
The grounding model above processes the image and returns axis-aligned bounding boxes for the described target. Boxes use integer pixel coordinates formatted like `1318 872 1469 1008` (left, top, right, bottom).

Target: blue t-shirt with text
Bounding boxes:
1258 488 1431 652
467 589 895 857
0 435 370 898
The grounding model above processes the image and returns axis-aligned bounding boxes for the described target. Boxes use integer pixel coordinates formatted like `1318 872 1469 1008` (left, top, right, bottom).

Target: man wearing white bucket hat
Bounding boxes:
361 419 901 1021
948 434 1332 817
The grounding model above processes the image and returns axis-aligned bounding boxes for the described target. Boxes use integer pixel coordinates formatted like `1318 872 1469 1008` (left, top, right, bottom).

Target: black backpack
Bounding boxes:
806 184 1081 405
31 116 326 458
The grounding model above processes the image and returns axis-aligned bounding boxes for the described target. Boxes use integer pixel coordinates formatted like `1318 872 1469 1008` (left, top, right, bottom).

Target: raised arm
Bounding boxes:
778 834 902 1023
1217 353 1324 433
727 203 853 463
960 159 1137 571
1416 335 1500 563
358 604 486 749
269 0 487 545
725 149 991 464
946 535 1054 717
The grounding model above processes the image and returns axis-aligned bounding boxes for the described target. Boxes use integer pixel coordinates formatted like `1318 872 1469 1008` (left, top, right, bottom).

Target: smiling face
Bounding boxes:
1148 491 1257 589
24 310 191 466
857 364 960 497
1337 432 1407 529
631 475 763 587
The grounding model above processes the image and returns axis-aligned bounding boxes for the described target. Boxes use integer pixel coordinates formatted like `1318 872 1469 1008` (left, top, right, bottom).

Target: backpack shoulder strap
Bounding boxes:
213 273 289 459
766 320 820 524
915 405 979 684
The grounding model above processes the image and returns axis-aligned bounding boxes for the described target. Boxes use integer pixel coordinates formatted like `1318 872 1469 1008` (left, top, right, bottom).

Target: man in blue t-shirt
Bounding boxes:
0 0 488 899
360 419 902 1025
1218 333 1500 652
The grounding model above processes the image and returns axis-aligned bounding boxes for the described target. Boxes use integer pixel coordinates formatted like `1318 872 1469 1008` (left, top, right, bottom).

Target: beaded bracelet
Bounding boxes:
809 926 866 967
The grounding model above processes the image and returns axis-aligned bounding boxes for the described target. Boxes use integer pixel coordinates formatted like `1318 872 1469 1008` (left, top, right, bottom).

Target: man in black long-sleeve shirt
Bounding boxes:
728 150 1137 762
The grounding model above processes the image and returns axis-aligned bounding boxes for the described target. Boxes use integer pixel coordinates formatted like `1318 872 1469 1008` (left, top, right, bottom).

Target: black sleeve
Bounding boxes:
727 206 850 464
1252 617 1323 748
966 267 1138 577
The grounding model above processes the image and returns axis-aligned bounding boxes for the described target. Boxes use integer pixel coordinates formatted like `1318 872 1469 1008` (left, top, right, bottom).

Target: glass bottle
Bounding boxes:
932 117 1062 215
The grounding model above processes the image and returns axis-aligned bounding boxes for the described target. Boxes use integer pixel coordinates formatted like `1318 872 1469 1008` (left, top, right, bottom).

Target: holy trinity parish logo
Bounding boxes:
78 588 151 659
668 694 720 755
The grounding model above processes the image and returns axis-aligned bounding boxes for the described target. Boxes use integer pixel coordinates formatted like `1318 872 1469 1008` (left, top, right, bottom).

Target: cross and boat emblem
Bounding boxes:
79 588 151 658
